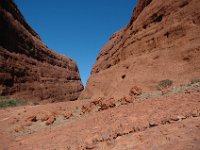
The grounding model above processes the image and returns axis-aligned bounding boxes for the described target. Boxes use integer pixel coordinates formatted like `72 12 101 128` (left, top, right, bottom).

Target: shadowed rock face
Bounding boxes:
80 0 200 99
0 0 83 102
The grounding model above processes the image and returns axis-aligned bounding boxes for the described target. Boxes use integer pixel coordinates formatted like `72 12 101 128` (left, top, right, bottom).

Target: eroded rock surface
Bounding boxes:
0 89 199 149
80 0 200 99
0 0 83 102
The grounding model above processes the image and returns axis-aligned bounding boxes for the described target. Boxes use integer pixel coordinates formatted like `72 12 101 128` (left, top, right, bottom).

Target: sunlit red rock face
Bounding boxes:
0 0 83 102
80 0 200 99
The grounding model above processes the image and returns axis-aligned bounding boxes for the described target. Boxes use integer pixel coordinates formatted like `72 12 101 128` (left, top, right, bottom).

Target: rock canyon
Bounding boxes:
0 0 200 149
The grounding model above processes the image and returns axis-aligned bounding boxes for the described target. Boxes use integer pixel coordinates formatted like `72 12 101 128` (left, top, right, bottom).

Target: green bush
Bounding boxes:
158 79 173 88
0 98 27 109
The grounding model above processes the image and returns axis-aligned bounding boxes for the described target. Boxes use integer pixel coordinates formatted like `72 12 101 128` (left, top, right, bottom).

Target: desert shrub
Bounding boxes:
0 96 8 100
158 79 173 88
0 98 27 109
78 97 91 100
191 78 200 84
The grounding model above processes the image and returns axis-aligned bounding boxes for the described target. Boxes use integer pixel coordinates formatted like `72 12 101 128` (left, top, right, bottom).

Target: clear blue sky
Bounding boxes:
14 0 137 86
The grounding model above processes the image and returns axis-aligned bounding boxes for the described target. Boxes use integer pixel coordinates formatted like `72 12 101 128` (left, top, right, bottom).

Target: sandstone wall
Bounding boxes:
0 0 84 102
80 0 200 99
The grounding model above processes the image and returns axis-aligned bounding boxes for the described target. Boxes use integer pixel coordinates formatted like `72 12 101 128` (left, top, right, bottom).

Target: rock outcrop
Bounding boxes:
0 0 83 102
80 0 200 99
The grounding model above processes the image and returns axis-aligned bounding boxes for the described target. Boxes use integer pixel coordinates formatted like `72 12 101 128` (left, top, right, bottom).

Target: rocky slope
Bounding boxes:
0 85 200 149
80 0 200 99
0 0 83 102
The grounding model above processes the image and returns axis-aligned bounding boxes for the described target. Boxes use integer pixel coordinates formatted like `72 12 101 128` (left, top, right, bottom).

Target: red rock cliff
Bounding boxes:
0 0 84 102
80 0 200 99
